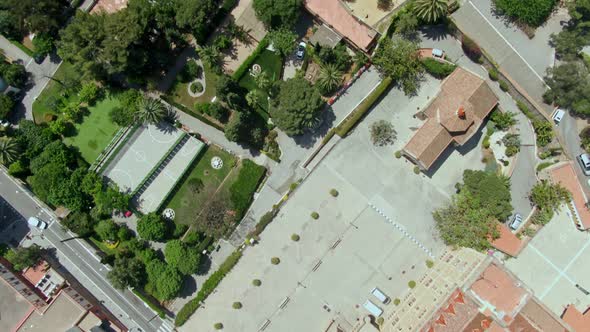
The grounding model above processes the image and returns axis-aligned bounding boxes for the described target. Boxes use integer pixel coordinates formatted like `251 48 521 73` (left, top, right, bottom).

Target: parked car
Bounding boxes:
552 108 565 124
0 119 9 128
509 213 523 231
577 153 590 176
296 42 306 60
27 217 48 230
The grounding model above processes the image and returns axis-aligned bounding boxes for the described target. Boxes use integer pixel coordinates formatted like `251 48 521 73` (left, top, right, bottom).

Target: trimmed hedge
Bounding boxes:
335 77 393 137
421 58 456 79
232 37 270 81
230 160 267 219
175 251 243 326
160 95 225 131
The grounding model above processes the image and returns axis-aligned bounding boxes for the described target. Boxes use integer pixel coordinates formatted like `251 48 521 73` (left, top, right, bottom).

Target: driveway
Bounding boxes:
452 0 568 116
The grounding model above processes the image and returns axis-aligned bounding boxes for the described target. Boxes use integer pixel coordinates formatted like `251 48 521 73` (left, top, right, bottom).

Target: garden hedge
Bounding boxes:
493 0 556 27
232 37 270 81
421 58 456 79
175 251 243 326
230 160 267 218
160 95 224 131
335 77 393 137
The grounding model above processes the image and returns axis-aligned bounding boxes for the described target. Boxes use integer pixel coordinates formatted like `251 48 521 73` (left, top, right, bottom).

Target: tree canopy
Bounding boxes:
253 0 302 29
107 256 145 289
493 0 556 27
373 38 423 95
137 213 167 241
0 0 69 39
146 259 183 300
5 245 43 271
164 240 201 275
269 77 324 136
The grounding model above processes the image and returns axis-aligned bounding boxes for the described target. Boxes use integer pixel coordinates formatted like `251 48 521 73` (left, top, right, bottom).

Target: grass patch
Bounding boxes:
89 237 119 256
166 145 236 225
63 96 122 163
32 62 80 123
168 62 220 109
238 49 282 121
229 160 266 219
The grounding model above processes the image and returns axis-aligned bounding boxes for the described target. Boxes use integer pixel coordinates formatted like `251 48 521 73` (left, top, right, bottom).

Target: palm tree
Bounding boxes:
245 90 260 108
0 137 19 165
198 45 221 69
414 0 448 23
254 72 271 91
135 97 166 124
317 63 343 95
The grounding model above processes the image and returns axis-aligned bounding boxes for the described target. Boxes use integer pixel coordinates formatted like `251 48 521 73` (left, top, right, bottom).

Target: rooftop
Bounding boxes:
0 278 33 332
550 162 590 229
562 305 590 332
18 291 86 332
304 0 378 52
403 67 498 170
490 223 525 257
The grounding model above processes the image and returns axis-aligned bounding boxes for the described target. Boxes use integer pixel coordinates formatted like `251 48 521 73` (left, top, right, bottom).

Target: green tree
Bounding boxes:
1 0 68 35
490 110 516 130
137 213 167 241
61 102 83 123
224 111 248 142
164 240 201 275
175 0 218 42
16 120 54 158
253 0 302 28
255 71 271 91
532 120 554 147
62 211 97 237
0 94 14 120
93 187 130 217
94 219 119 242
0 10 21 40
530 180 570 212
146 259 182 300
370 120 397 146
6 245 43 271
0 137 19 165
32 33 53 58
268 28 297 56
373 38 423 95
317 63 343 95
493 0 556 27
550 30 586 59
395 9 419 37
0 62 27 88
414 0 448 23
107 257 145 289
245 90 260 108
269 77 324 135
462 170 512 221
198 45 222 70
135 97 166 125
544 61 590 115
78 82 100 105
49 117 68 136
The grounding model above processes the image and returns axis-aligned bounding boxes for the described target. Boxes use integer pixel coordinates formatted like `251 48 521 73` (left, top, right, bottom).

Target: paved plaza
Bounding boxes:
102 123 183 193
505 208 590 316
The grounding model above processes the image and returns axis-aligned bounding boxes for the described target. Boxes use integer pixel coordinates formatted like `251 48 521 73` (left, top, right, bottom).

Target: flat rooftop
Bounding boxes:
18 291 86 332
0 279 33 332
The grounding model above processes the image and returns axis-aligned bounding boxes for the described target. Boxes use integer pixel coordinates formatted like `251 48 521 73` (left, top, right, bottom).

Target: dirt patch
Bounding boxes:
305 61 321 84
222 37 259 74
342 0 404 27
91 0 128 14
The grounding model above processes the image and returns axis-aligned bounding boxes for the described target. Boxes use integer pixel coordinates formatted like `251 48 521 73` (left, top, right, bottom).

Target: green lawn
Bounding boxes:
32 61 80 124
166 145 237 225
63 96 122 163
168 63 220 110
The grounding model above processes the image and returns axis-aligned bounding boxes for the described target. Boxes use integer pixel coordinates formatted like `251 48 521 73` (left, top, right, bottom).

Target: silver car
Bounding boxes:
577 153 590 176
28 217 48 230
509 213 522 231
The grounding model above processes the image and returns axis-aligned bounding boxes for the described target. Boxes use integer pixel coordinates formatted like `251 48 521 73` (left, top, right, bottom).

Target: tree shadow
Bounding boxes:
292 105 337 148
177 275 198 299
197 255 212 275
419 25 450 42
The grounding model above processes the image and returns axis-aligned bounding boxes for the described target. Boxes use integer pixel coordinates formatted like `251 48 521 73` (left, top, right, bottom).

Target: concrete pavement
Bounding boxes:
0 168 173 332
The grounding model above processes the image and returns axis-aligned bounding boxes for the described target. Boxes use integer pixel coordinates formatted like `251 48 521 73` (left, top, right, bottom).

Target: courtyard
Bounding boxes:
505 208 590 316
179 71 488 331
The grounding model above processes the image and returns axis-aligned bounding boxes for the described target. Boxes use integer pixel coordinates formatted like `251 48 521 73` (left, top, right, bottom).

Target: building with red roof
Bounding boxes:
562 305 590 332
550 162 590 230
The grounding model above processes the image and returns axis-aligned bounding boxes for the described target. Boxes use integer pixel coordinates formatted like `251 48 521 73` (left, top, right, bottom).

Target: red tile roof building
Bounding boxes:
403 67 498 170
550 162 590 230
562 305 590 332
490 223 525 257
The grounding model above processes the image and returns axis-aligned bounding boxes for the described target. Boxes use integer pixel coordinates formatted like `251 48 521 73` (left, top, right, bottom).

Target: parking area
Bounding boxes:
505 208 590 316
180 73 488 331
0 195 32 247
102 123 183 193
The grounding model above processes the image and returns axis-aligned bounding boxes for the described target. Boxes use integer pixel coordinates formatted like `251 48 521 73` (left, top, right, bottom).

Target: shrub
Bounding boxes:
271 257 280 265
291 234 300 241
413 166 420 174
252 279 262 286
493 0 556 27
490 110 516 130
536 161 555 172
230 160 267 219
190 82 204 93
488 67 499 81
214 322 223 330
426 260 434 268
408 280 416 288
232 302 242 309
311 212 319 219
370 120 397 146
461 35 482 62
393 298 401 305
330 189 339 197
533 120 554 147
516 100 534 119
499 80 509 92
421 58 456 79
395 150 402 158
251 210 278 237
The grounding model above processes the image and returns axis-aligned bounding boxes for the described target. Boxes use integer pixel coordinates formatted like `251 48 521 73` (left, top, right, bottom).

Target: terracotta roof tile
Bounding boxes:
550 162 590 229
490 223 524 257
562 305 590 332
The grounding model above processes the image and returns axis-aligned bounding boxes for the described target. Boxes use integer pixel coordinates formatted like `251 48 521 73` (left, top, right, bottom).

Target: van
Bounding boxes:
371 287 390 304
552 109 565 124
577 153 590 176
509 213 522 231
363 300 383 317
28 217 48 230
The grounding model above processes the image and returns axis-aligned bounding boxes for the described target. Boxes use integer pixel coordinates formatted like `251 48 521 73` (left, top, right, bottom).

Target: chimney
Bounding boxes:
457 106 466 119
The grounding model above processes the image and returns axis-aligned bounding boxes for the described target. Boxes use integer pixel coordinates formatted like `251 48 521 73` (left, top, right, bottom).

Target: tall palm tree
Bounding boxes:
245 90 260 108
198 45 221 69
135 97 166 124
254 72 271 91
0 137 19 165
317 63 343 95
414 0 448 23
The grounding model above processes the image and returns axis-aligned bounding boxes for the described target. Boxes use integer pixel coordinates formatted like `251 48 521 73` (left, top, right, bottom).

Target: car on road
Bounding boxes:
577 153 590 176
509 213 522 231
296 42 306 60
552 108 565 125
27 217 48 230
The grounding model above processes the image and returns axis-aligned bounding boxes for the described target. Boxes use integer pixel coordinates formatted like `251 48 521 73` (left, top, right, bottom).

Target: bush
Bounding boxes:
393 298 401 305
461 35 482 62
271 257 280 265
291 234 300 241
251 210 278 237
488 67 499 81
493 0 556 27
330 189 339 197
490 109 516 131
395 150 402 159
311 212 319 219
230 160 267 219
536 161 556 172
335 77 393 137
499 80 509 92
232 301 242 309
8 160 27 177
533 120 554 147
408 280 416 288
516 100 534 119
421 58 456 79
413 166 420 174
252 279 262 286
214 323 223 330
190 82 204 93
426 260 434 268
175 251 242 326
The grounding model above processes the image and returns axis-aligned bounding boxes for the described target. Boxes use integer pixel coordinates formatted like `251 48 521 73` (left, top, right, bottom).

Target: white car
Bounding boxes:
28 217 48 230
296 42 306 60
577 153 590 176
552 108 565 125
509 213 522 231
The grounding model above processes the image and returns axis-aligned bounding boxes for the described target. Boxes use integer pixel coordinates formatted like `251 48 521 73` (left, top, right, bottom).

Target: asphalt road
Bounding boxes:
0 168 174 332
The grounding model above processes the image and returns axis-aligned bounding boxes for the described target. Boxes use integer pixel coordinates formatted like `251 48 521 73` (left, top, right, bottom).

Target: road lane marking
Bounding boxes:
467 1 546 85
